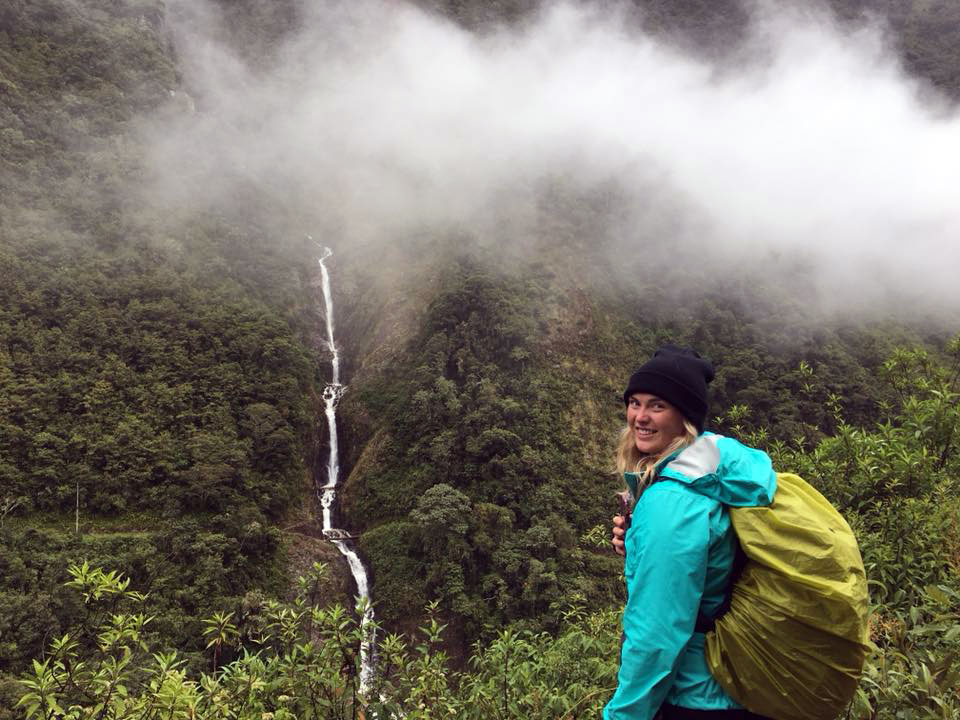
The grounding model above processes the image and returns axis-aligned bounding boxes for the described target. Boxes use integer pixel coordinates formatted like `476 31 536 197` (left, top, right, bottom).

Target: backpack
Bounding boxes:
703 472 870 720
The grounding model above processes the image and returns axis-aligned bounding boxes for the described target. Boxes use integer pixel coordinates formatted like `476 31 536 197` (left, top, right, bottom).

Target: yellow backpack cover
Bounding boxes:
704 473 870 720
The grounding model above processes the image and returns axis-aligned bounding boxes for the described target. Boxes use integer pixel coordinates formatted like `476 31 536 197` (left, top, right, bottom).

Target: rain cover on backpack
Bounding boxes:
704 472 870 720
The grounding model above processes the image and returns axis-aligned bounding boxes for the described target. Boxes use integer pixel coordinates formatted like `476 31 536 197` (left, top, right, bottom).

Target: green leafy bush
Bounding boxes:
15 563 620 719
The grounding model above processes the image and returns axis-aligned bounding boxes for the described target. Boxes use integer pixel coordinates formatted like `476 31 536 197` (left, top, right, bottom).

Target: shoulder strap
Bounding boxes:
695 540 747 633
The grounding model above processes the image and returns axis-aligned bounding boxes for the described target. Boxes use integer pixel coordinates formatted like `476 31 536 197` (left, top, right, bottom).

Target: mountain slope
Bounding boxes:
1 0 958 692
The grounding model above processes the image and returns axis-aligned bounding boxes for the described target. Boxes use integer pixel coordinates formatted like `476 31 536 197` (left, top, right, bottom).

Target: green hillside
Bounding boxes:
2 0 959 717
0 0 354 695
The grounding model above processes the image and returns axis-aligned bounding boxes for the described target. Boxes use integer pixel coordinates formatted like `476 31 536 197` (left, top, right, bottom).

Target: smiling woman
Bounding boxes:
614 346 710 491
625 394 688 455
606 346 777 720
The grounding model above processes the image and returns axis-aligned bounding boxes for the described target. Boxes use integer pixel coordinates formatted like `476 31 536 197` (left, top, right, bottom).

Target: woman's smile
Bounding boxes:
626 393 687 455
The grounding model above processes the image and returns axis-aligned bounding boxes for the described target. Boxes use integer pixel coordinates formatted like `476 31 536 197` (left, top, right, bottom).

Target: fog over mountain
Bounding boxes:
142 0 960 318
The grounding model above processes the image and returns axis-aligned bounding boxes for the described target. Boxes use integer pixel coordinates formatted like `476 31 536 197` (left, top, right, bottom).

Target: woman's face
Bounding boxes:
626 393 687 456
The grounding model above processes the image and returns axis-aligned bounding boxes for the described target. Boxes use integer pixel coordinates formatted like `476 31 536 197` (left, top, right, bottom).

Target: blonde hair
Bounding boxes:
615 419 699 496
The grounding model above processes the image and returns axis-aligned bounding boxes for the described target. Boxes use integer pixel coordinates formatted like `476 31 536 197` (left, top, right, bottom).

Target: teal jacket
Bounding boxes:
603 432 777 720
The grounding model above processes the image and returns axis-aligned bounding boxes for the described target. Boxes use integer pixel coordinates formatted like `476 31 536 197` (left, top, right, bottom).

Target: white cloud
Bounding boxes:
142 0 960 317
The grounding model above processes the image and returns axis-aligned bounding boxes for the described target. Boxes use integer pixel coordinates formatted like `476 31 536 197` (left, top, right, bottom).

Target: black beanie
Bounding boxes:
622 345 715 432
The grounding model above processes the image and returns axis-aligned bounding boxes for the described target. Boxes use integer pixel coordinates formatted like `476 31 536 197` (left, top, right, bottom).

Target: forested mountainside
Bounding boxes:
2 0 959 717
0 0 356 699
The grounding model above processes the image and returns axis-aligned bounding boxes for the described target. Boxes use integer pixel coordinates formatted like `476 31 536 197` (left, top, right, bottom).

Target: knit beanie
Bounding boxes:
622 345 715 432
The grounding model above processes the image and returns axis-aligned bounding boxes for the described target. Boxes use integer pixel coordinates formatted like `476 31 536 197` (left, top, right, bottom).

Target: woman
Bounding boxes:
604 346 776 720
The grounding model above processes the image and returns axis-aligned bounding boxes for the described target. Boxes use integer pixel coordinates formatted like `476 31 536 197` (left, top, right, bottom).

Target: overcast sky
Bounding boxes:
142 0 960 319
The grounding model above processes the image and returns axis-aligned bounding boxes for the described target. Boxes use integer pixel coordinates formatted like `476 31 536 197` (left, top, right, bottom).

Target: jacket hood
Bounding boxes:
625 432 776 508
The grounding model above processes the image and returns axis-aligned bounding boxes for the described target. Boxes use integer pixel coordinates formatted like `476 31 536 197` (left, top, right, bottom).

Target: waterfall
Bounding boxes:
318 247 340 386
315 244 376 691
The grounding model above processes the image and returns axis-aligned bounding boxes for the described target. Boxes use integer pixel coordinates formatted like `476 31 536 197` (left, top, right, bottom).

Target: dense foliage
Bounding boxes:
13 340 960 716
1 0 324 692
344 265 624 639
0 253 311 517
338 255 918 652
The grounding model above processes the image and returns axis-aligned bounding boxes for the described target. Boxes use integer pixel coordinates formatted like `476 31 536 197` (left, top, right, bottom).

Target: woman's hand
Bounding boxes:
612 514 627 556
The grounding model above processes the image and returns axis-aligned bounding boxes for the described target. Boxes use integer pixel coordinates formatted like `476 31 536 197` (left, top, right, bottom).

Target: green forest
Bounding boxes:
2 0 960 717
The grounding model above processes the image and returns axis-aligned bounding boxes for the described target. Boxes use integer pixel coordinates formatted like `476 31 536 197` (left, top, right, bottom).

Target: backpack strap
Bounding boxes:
695 540 747 633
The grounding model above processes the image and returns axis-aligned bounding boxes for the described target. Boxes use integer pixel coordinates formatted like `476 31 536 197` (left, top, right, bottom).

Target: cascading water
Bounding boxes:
314 244 375 691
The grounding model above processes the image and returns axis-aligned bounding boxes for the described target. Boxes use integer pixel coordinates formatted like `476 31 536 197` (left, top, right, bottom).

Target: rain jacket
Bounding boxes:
603 432 777 720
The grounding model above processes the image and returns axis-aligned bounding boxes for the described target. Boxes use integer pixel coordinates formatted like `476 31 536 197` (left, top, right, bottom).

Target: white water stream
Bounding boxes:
315 244 375 691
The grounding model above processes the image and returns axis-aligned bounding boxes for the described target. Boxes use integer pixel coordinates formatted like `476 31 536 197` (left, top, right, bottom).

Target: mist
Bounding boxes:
141 0 960 319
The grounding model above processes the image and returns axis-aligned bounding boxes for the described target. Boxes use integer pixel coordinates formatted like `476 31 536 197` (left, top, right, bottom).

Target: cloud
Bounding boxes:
141 0 960 319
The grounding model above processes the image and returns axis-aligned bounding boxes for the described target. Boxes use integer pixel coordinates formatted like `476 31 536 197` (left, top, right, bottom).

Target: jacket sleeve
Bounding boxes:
603 483 712 720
